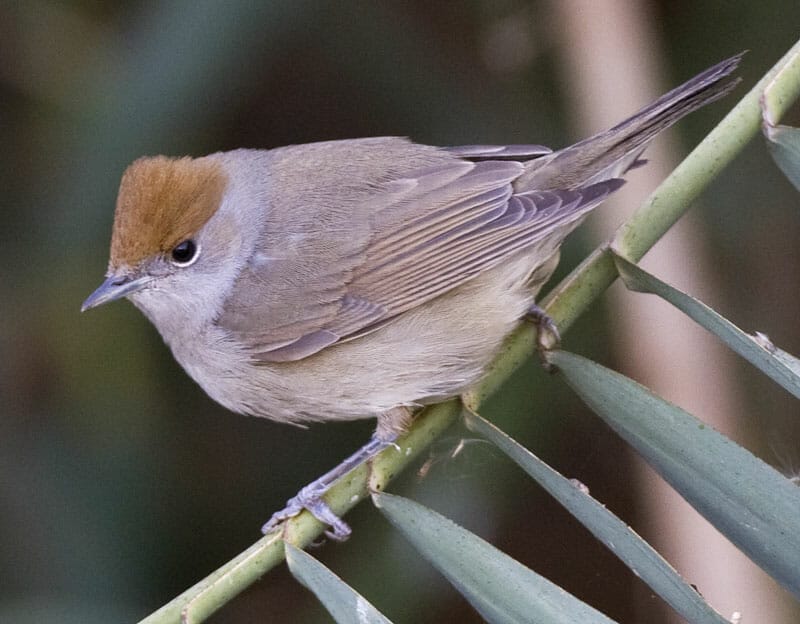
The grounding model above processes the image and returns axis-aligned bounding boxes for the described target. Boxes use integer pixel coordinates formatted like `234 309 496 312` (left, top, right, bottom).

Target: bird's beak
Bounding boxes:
81 274 151 312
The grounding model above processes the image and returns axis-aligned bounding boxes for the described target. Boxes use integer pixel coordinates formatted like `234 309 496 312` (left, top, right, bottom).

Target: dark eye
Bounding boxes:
170 239 198 266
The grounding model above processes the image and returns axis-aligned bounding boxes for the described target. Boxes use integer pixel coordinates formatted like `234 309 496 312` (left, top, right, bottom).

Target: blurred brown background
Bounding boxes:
2 1 799 623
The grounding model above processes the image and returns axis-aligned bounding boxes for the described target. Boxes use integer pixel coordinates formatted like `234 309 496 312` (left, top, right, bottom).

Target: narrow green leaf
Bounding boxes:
549 350 800 599
770 341 800 376
765 124 800 191
613 252 800 399
761 49 800 192
373 492 618 624
464 411 730 624
285 542 393 624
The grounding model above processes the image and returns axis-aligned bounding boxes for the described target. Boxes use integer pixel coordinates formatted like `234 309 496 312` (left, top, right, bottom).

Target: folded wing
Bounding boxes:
218 140 621 362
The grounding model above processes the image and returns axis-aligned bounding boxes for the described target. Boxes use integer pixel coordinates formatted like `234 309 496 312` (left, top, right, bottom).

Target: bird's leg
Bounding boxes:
262 407 410 541
526 303 561 354
261 434 394 540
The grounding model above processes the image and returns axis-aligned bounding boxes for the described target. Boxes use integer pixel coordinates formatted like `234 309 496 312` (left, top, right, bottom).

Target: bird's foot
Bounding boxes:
261 434 395 541
526 304 560 370
262 483 352 541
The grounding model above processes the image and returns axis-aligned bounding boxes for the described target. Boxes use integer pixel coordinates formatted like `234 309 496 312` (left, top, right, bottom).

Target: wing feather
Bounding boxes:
217 139 623 362
443 144 552 160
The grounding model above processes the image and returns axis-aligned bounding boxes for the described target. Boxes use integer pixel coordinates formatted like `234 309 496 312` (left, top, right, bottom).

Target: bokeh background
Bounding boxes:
2 1 799 623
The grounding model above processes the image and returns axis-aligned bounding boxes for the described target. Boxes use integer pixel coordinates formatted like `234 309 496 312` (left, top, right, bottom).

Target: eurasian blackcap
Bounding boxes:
83 54 741 539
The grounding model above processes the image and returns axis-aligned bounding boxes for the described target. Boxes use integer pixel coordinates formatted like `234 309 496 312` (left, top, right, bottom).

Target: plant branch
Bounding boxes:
138 39 800 624
539 41 800 337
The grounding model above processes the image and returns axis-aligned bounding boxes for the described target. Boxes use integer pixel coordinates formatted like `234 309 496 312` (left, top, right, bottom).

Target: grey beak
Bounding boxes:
81 274 151 312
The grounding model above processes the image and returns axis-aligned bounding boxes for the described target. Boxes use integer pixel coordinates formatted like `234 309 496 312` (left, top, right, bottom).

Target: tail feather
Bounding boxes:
516 53 744 191
607 53 743 137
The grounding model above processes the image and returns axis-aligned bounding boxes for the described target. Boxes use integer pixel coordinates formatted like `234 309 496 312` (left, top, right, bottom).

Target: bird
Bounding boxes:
83 54 741 539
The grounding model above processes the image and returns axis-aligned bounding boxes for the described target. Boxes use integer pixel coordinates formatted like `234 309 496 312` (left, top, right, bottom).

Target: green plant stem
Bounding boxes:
761 46 800 127
139 39 800 624
141 401 461 624
539 41 800 337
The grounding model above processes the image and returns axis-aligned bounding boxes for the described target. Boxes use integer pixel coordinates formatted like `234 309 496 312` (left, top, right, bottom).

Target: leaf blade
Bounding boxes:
465 411 730 624
374 492 618 624
765 124 800 191
549 350 800 598
614 252 800 399
285 542 393 624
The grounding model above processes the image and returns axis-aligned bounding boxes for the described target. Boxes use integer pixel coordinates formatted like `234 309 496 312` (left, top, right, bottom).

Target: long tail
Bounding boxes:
517 53 744 191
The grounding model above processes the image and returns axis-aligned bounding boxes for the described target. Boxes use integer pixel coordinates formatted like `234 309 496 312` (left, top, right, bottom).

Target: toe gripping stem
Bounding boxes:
527 303 561 350
526 303 561 371
262 434 394 541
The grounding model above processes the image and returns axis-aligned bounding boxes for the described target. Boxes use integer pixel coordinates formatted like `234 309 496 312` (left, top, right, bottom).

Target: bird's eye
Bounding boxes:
170 240 199 266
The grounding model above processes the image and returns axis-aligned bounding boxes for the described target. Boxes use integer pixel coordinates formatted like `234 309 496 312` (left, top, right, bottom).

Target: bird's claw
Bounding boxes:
527 304 561 350
261 434 392 541
526 304 560 371
261 484 352 541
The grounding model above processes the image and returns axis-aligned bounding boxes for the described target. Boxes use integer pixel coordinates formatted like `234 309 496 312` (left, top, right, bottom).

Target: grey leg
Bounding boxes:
526 303 561 351
262 434 395 540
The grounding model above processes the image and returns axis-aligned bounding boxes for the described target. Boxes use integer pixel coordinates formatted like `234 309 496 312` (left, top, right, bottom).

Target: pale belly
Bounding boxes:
167 250 557 428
